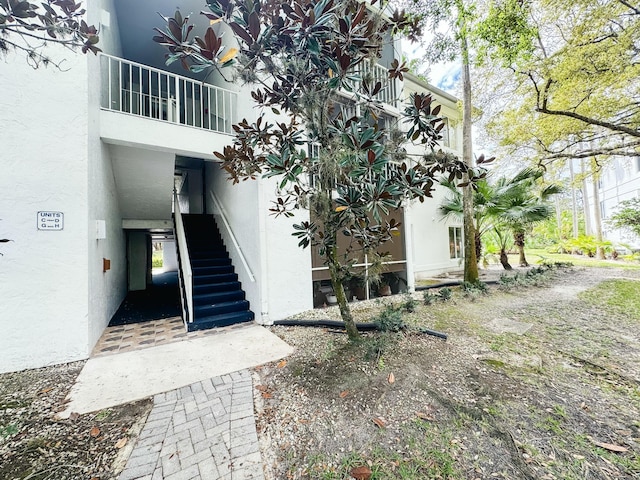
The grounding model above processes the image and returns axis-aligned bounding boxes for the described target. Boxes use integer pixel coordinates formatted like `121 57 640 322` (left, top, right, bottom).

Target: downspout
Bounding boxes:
257 178 271 325
404 201 416 293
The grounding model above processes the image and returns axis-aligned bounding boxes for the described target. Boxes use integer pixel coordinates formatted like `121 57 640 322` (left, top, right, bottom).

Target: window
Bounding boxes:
600 201 606 220
449 227 463 259
441 117 450 148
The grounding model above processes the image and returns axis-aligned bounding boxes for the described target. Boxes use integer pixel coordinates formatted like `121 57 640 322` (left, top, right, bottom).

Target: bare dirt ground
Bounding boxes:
255 267 640 479
1 266 639 480
0 362 152 480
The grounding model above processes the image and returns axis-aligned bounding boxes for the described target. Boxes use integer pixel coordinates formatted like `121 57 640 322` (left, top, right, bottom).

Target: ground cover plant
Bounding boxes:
2 266 640 479
256 266 640 479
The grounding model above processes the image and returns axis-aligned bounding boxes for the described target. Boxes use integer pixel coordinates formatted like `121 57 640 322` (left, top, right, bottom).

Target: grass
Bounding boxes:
579 279 640 321
152 251 163 268
521 248 640 270
302 423 462 479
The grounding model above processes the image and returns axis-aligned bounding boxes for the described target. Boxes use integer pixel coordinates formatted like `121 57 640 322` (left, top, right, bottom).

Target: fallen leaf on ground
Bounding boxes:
339 390 349 398
69 412 79 421
416 412 435 421
372 417 387 428
277 360 287 368
90 426 101 437
388 372 395 384
39 387 53 394
351 465 372 480
115 438 127 449
593 440 628 453
255 384 268 392
262 392 273 399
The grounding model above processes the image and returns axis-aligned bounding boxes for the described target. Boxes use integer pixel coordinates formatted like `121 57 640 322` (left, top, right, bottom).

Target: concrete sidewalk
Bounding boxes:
58 322 293 479
119 370 263 480
59 323 292 418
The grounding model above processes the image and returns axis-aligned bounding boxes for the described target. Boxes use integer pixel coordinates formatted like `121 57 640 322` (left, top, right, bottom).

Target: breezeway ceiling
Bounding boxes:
110 145 176 220
112 0 218 76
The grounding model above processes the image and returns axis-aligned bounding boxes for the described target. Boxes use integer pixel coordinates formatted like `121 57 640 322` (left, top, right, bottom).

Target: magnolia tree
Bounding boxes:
154 0 484 339
0 0 100 67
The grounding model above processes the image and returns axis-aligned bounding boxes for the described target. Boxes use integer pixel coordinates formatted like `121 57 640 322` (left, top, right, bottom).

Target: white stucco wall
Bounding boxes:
205 163 264 322
261 178 313 319
0 50 91 373
85 0 128 351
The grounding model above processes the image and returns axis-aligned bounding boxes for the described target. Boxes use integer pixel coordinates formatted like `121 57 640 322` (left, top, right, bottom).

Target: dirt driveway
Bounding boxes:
255 266 640 479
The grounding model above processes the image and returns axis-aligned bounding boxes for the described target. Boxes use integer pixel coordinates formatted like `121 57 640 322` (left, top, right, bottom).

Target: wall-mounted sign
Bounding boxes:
37 211 64 231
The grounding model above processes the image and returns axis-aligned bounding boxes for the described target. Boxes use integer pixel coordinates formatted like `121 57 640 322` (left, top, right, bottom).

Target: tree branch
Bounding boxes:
535 105 640 138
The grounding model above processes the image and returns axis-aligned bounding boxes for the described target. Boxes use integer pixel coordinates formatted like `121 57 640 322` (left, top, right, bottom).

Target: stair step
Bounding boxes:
193 273 238 285
179 213 254 332
192 265 235 276
189 249 228 259
191 258 232 268
187 311 255 331
194 300 250 317
193 290 245 305
193 281 242 295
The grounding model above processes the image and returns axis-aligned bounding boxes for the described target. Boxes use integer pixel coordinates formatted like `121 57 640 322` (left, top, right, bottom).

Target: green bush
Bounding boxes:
401 294 419 313
373 304 406 332
423 290 437 305
438 287 453 301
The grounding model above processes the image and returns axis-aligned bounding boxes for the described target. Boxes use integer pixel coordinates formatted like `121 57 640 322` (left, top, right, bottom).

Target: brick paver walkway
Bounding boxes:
119 369 264 480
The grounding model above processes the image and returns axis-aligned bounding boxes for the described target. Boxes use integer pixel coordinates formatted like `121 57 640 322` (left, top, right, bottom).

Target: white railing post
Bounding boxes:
173 190 194 325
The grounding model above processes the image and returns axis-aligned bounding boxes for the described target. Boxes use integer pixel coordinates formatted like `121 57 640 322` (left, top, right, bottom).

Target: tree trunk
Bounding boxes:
569 159 579 238
475 230 482 261
514 230 528 266
581 158 591 235
328 246 359 341
499 248 513 270
461 33 479 283
591 159 606 260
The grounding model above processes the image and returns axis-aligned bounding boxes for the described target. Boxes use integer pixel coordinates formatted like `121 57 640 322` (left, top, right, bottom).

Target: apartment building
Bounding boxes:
0 0 464 373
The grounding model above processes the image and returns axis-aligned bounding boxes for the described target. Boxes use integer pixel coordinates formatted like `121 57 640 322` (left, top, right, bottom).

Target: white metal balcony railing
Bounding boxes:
352 61 397 107
100 54 237 134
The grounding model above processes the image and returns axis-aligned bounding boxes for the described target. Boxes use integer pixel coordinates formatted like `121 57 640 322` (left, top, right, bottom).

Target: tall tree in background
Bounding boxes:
154 0 478 339
478 0 639 162
0 1 100 67
397 0 485 282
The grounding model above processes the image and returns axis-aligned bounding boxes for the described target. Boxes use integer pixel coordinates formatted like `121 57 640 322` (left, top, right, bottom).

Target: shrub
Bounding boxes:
439 287 453 301
373 305 406 332
401 294 419 313
423 290 437 305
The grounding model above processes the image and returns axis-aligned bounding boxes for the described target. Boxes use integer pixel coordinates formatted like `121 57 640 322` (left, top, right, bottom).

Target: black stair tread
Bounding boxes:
192 273 239 286
189 250 229 259
191 258 232 267
194 299 250 316
187 311 255 331
192 265 234 273
192 281 242 294
193 290 245 305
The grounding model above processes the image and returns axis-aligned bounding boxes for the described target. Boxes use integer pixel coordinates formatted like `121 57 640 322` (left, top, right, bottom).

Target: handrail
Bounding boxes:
209 190 256 282
99 53 237 134
173 190 194 324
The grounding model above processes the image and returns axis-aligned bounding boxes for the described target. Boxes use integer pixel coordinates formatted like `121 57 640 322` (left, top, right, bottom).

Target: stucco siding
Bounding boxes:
0 50 91 373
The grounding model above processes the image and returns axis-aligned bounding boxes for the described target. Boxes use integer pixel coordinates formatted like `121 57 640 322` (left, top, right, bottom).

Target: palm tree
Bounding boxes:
494 169 562 267
439 177 503 263
439 168 561 269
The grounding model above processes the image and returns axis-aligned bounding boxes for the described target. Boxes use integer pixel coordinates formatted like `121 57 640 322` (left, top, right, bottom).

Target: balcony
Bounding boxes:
351 61 398 108
99 54 237 135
